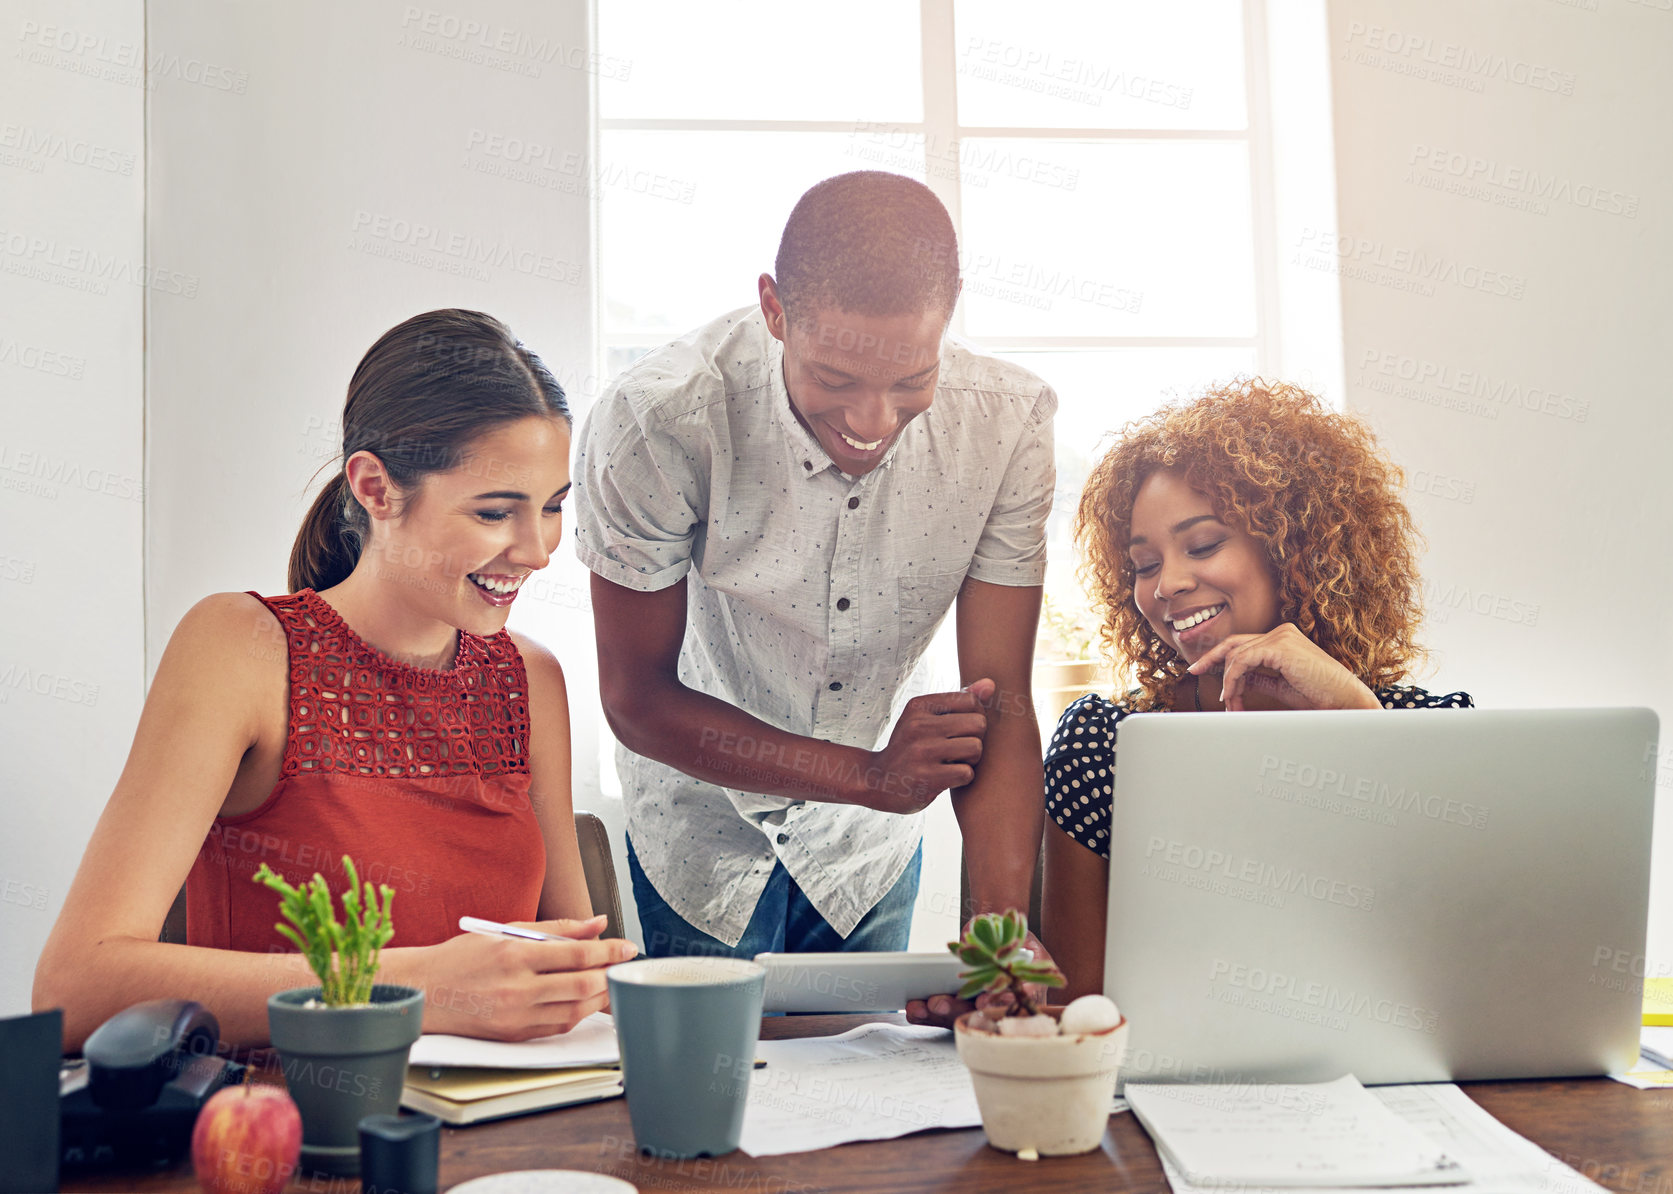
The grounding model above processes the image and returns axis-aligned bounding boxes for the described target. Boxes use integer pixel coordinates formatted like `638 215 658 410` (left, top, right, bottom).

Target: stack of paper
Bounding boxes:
1129 1078 1609 1194
1608 1026 1673 1089
1127 1076 1467 1188
1641 1026 1673 1068
402 1065 623 1124
406 1012 620 1069
401 1012 623 1125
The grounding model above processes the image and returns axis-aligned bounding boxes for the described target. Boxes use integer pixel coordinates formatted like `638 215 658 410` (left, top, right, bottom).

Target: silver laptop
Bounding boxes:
1104 707 1657 1085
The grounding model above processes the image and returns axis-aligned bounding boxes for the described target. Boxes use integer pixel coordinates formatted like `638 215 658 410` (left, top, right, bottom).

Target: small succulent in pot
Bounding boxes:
253 856 395 1006
255 855 418 1178
950 910 1129 1157
950 909 1066 1034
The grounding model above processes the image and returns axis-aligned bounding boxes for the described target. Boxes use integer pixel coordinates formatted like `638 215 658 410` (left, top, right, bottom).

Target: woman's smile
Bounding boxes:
1169 602 1228 648
1127 469 1281 667
467 571 529 606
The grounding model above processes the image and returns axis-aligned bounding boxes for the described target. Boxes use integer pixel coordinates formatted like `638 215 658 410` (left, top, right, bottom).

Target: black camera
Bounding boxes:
60 998 246 1170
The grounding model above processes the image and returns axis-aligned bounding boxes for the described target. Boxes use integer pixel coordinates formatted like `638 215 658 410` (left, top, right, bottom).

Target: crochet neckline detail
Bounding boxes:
298 588 484 682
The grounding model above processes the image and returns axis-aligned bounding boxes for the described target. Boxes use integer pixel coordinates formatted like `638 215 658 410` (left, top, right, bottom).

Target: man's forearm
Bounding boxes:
952 694 1044 918
605 674 877 806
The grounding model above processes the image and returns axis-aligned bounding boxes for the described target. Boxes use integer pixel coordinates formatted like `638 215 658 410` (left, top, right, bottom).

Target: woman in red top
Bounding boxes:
35 309 635 1051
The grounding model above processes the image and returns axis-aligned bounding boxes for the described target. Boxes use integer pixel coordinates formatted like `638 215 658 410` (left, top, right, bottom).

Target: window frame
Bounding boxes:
596 0 1282 367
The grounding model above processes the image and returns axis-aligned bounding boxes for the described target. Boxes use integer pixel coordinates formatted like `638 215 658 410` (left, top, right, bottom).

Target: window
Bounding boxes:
600 0 1282 622
595 0 1326 944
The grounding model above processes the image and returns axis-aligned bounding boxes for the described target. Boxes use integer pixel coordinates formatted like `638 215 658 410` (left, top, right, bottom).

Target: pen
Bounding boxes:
459 916 577 943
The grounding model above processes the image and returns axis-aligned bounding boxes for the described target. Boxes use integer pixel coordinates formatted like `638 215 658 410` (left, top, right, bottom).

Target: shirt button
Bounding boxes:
829 681 843 691
847 497 859 509
836 597 850 611
776 832 789 845
803 460 813 470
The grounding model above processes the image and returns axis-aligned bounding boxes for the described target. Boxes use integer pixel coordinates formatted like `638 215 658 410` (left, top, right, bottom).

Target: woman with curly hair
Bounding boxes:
1039 378 1471 1000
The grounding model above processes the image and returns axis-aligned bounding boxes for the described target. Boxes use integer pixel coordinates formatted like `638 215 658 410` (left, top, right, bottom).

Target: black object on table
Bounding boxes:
58 999 244 1174
359 1112 440 1194
0 1008 62 1194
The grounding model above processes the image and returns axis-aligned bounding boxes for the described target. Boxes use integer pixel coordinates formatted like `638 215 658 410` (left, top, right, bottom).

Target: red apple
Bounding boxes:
191 1083 303 1194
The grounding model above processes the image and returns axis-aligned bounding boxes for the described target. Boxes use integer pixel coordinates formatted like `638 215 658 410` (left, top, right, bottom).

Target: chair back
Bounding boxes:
573 809 625 942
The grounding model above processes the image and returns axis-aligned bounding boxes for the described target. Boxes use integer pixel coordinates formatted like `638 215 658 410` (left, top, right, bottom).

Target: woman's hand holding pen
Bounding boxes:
388 913 638 1040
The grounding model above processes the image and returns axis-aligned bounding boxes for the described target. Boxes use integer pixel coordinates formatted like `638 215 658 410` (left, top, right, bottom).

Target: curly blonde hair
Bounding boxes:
1075 378 1427 711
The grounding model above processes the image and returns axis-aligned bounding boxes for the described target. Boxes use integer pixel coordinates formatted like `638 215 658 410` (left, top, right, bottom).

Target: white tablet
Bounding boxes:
753 951 968 1014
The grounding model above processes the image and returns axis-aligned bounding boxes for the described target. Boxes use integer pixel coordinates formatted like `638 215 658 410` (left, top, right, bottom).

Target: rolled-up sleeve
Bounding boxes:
965 383 1056 587
572 384 705 593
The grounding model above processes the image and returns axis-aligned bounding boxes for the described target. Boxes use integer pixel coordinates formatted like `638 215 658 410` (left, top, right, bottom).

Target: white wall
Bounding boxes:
3 0 622 1013
144 0 599 650
1325 0 1673 967
143 0 619 929
0 0 146 1015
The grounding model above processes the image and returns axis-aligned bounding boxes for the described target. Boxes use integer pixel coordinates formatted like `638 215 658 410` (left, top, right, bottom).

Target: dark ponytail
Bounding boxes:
287 309 569 593
288 474 362 594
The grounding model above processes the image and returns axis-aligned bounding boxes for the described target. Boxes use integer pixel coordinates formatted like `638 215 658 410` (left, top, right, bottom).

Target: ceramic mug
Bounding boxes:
606 957 766 1159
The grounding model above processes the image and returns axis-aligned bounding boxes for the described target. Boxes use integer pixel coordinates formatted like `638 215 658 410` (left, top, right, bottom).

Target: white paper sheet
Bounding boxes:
1607 1059 1673 1089
1605 1028 1673 1088
406 1012 619 1069
1129 1076 1467 1188
1639 1026 1673 1069
738 1023 982 1156
1156 1083 1605 1194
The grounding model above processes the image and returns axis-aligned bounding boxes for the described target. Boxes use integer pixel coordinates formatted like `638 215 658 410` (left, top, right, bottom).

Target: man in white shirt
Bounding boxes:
573 172 1056 961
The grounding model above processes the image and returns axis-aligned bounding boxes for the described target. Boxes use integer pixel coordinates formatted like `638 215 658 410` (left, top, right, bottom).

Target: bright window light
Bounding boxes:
596 0 1330 949
953 0 1247 130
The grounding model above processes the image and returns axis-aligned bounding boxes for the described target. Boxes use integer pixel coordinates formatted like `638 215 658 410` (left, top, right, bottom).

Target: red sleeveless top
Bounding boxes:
185 589 546 954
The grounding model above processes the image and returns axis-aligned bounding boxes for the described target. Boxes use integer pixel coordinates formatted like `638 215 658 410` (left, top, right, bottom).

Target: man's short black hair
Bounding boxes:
774 172 960 330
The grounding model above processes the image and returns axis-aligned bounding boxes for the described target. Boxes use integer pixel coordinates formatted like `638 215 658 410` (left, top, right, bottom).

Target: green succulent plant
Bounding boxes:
253 855 396 1007
948 908 1065 1017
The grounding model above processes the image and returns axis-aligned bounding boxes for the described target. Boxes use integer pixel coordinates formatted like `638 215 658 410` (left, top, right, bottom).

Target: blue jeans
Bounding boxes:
627 834 922 958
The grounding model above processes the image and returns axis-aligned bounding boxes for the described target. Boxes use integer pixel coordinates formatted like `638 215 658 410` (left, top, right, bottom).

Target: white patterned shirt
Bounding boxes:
573 306 1056 945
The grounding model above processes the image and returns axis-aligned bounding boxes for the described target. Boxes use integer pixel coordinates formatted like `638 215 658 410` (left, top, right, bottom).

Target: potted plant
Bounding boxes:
255 856 422 1178
950 910 1129 1158
1033 592 1107 732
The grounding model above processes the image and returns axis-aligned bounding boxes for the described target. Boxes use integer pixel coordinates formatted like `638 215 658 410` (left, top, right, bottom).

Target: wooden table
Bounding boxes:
65 1014 1673 1194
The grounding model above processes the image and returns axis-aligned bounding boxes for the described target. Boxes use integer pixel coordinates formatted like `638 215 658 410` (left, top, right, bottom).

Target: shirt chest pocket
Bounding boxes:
894 567 966 663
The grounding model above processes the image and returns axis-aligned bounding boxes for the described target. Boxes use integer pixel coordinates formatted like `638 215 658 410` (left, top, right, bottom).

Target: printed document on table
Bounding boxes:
1156 1083 1606 1194
1128 1075 1468 1187
738 1023 981 1156
1607 1061 1673 1089
1606 1027 1673 1088
407 1012 619 1069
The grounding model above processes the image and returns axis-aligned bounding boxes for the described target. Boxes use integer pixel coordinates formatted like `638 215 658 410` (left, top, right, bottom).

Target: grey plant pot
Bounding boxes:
267 983 424 1177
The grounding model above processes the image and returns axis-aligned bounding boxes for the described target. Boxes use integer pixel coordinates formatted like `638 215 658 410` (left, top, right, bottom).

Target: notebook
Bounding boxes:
1126 1075 1468 1188
400 1064 623 1125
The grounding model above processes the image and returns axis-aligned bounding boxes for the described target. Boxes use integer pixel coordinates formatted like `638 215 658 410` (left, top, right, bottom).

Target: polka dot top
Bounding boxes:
1045 685 1475 859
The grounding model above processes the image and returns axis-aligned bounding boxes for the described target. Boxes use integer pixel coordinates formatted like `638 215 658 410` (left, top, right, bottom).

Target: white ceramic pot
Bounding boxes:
954 1007 1129 1157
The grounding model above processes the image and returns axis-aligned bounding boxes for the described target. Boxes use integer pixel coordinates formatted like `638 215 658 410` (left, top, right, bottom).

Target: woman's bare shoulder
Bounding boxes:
176 590 273 626
506 629 567 691
155 592 287 697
